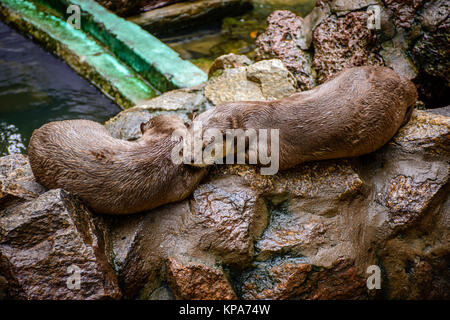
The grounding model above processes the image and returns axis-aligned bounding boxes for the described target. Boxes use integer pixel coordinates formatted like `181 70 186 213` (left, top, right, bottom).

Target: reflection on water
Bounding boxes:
0 21 121 157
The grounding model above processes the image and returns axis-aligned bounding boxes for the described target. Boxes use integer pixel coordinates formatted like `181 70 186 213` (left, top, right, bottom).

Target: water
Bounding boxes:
0 21 121 157
163 0 315 72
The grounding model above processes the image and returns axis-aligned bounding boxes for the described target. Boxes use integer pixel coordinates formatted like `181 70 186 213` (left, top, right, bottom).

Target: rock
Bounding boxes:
99 46 449 299
148 285 174 300
205 59 297 105
377 208 450 299
239 257 367 299
205 67 265 104
1 47 449 299
208 53 253 78
312 11 384 83
166 257 236 300
384 0 425 29
0 154 46 206
107 174 267 298
105 85 210 140
426 105 450 117
105 56 296 140
380 31 418 80
0 189 121 299
412 15 450 86
102 110 449 300
128 0 252 36
255 10 316 90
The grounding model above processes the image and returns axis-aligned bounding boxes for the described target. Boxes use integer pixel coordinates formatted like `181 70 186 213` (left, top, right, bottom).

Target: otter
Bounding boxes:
28 115 207 215
190 66 417 170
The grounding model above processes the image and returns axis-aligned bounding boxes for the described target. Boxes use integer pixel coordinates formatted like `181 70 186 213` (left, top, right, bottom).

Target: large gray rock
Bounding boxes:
0 188 121 299
0 154 46 206
205 59 297 105
105 85 210 141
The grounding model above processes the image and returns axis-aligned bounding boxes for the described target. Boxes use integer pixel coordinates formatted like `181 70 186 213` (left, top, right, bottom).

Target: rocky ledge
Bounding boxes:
1 54 449 299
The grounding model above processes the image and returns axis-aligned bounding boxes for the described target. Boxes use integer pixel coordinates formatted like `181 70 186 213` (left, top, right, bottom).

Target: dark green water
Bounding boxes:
0 21 121 157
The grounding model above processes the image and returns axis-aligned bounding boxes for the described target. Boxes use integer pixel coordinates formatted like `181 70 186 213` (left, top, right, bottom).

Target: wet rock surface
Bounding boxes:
105 85 211 140
205 59 297 105
255 10 316 90
166 257 237 300
1 57 449 299
0 154 46 206
0 177 121 299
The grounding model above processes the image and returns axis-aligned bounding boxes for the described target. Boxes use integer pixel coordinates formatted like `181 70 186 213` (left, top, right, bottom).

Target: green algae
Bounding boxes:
36 0 207 91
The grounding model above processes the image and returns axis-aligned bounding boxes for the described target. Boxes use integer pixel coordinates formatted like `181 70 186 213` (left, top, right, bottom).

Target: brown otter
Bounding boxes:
190 66 418 170
28 115 207 215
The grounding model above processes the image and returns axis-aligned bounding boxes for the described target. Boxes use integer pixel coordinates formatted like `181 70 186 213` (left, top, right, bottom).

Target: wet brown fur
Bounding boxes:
194 66 418 170
28 115 207 215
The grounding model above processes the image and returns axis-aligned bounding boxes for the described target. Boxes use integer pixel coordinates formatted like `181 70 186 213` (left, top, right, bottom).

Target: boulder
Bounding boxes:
208 53 253 78
0 187 121 299
0 154 46 206
166 257 236 300
313 10 384 83
99 57 448 299
205 59 297 105
105 85 211 140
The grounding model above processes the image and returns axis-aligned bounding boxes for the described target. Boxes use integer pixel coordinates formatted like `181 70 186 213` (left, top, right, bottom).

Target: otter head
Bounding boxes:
140 114 189 137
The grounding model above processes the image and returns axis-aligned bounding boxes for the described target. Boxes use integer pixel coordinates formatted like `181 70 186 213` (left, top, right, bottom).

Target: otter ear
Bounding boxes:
140 122 146 134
